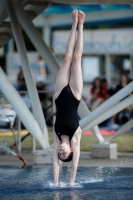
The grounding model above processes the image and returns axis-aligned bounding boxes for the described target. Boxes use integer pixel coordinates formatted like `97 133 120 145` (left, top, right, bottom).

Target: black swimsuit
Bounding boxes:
54 85 80 141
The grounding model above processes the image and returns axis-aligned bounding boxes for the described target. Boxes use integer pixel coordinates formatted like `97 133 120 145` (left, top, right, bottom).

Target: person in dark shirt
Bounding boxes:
115 74 129 94
90 77 108 111
114 74 132 125
17 67 27 91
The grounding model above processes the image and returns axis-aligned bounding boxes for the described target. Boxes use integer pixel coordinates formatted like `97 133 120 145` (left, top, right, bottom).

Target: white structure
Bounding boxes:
34 149 62 164
92 143 117 159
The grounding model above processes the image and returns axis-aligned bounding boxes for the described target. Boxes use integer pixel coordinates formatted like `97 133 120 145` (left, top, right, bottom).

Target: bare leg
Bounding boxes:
69 11 85 100
55 10 78 99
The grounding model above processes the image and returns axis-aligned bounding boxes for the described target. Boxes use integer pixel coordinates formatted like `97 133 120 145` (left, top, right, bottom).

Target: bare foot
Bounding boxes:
72 10 78 26
78 10 85 26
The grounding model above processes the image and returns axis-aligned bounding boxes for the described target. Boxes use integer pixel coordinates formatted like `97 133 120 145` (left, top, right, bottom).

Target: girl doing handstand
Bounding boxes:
53 10 85 186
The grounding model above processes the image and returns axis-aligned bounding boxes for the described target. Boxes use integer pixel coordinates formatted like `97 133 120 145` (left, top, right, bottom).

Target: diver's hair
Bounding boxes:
58 152 73 162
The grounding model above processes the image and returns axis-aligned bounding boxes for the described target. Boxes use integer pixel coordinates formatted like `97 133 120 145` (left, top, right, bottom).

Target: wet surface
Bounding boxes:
0 166 133 200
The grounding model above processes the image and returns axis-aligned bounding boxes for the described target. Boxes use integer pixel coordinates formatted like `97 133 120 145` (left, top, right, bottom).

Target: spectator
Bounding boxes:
101 78 114 97
13 66 27 91
90 77 108 111
114 74 132 125
37 56 50 79
17 67 27 91
114 74 129 94
36 75 47 107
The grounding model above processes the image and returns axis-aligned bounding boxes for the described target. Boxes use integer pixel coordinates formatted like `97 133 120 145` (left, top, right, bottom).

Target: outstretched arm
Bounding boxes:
53 132 60 185
70 136 81 186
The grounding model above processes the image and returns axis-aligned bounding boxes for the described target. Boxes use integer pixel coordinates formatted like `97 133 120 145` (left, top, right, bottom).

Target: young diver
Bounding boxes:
53 10 85 186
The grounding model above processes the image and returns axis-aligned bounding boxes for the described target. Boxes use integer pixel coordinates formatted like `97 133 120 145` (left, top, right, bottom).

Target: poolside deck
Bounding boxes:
0 151 133 168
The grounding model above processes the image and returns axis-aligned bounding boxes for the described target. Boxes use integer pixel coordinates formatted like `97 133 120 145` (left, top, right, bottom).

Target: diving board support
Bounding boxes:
78 100 105 143
83 95 133 132
15 0 59 77
6 0 49 146
80 81 133 130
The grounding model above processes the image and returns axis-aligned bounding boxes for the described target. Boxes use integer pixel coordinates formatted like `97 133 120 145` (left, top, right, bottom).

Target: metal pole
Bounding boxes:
80 81 133 129
31 107 36 152
105 54 110 85
82 95 133 132
32 137 36 152
106 118 133 142
0 67 49 149
8 39 14 53
130 54 133 79
18 117 21 153
43 25 51 47
15 2 104 143
5 0 49 146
